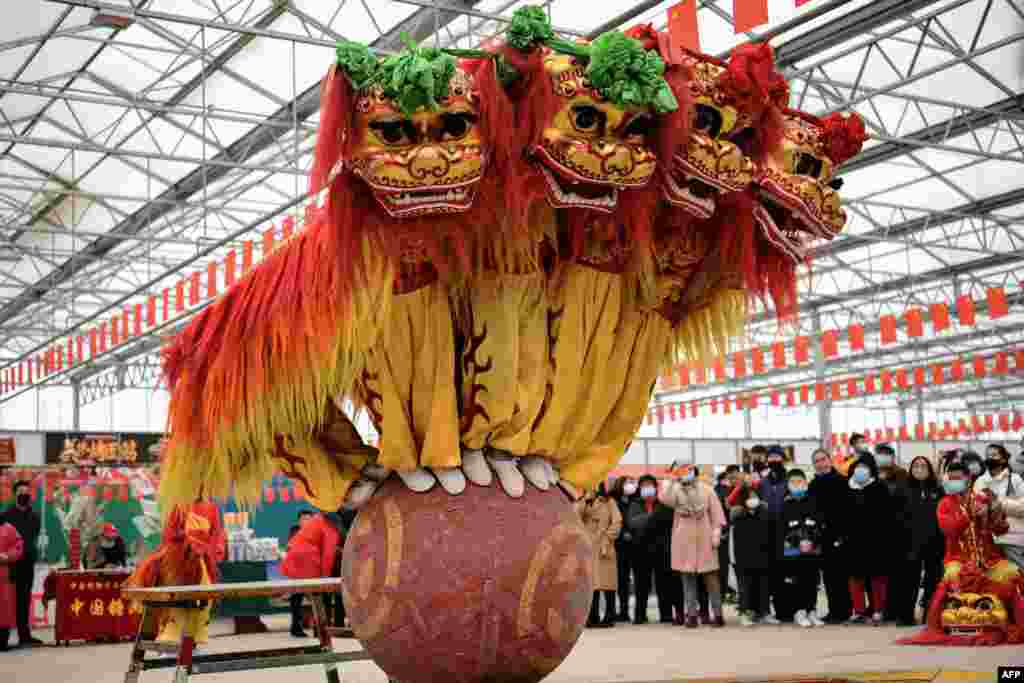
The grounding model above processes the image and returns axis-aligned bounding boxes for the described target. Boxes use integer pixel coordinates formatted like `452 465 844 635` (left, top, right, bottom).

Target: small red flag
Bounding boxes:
928 422 937 438
189 271 201 306
1000 414 1011 432
821 330 838 358
690 401 698 418
814 383 825 402
147 296 156 327
931 364 944 385
747 392 759 408
771 391 780 407
880 314 897 344
713 357 726 382
279 486 291 504
831 381 841 401
207 261 218 298
899 426 909 442
668 403 677 421
734 0 769 33
930 303 950 332
226 250 237 286
786 389 795 407
711 399 719 414
677 364 689 387
987 287 1009 318
723 398 732 415
751 346 765 374
847 377 858 396
951 358 964 381
848 323 865 351
956 295 976 326
772 341 786 368
904 308 924 338
914 424 925 440
973 356 987 378
995 352 1009 374
134 303 143 336
1014 413 1023 431
1017 349 1024 371
99 323 108 352
800 385 810 404
175 280 185 312
913 367 926 387
733 351 747 378
865 374 877 394
667 0 700 54
881 369 893 393
985 414 995 432
111 315 120 346
895 368 909 390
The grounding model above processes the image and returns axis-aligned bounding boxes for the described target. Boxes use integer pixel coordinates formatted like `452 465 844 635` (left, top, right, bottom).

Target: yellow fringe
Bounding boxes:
667 287 748 367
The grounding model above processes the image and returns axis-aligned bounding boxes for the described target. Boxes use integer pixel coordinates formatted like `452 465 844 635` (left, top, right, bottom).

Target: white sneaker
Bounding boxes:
760 614 781 625
739 613 755 627
794 610 812 628
871 612 884 626
809 612 825 627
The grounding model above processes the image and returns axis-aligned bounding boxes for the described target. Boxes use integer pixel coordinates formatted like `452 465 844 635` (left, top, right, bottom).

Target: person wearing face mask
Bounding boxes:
577 482 623 628
756 446 790 518
728 484 775 626
625 475 679 624
610 476 638 622
839 454 892 626
777 469 825 627
974 444 1024 570
660 463 727 628
85 523 128 569
0 480 43 647
961 451 985 485
714 467 740 605
899 456 944 625
807 448 851 623
872 443 912 625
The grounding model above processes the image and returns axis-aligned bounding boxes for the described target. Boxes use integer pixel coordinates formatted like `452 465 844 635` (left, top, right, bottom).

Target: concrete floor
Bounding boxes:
0 613 1019 683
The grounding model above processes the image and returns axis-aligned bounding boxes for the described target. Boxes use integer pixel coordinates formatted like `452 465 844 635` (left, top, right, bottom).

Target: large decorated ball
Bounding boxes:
341 478 593 683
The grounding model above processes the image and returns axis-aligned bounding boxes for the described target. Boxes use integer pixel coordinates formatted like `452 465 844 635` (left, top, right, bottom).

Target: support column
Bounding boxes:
744 403 753 440
813 312 831 448
71 381 81 430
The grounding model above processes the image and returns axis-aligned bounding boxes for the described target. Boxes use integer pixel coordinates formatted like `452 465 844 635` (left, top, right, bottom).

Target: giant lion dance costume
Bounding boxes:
133 7 868 681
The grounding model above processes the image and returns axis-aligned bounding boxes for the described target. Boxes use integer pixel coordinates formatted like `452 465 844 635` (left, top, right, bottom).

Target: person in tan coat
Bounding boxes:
577 482 623 628
659 463 727 628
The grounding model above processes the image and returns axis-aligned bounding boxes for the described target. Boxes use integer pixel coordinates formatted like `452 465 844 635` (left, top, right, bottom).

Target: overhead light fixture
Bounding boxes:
90 9 135 30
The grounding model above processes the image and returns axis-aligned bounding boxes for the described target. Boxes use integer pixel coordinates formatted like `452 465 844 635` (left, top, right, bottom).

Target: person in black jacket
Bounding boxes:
901 456 944 624
624 475 678 624
728 482 776 626
807 448 851 623
840 454 893 625
715 467 739 603
610 476 638 622
874 443 912 624
778 469 825 627
0 480 43 647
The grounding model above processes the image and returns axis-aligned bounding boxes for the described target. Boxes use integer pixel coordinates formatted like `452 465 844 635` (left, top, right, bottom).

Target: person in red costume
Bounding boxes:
899 461 1024 646
124 499 226 644
282 511 346 629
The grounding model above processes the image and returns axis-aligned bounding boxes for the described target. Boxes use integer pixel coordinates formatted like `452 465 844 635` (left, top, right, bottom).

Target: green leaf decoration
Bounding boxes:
506 6 554 50
375 35 458 115
335 38 379 91
586 31 678 113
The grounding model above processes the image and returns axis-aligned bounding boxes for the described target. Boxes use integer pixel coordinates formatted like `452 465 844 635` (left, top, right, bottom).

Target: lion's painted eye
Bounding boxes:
694 104 723 139
439 112 476 141
794 152 824 179
572 105 604 132
622 114 653 139
370 119 413 145
976 597 995 611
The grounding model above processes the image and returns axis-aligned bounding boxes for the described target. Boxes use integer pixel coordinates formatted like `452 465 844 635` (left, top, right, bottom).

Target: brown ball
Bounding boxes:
341 478 594 683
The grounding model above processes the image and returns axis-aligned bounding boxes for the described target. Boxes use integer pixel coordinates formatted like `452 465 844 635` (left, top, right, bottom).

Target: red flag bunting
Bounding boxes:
189 271 201 306
831 381 841 401
748 392 759 408
134 303 143 336
786 389 795 407
772 342 786 369
885 427 895 441
899 426 909 441
713 357 726 382
994 352 1009 374
147 296 156 327
794 336 810 364
904 308 924 338
733 351 747 378
264 487 275 504
951 358 964 381
112 315 120 346
847 377 858 396
848 323 865 351
821 330 838 358
985 414 994 432
913 366 926 387
175 281 185 313
800 385 810 404
879 314 897 344
814 383 825 402
667 0 700 54
690 401 698 418
930 302 950 332
1017 349 1024 371
751 347 765 374
669 403 677 421
895 368 909 390
711 399 719 414
1000 414 1011 432
723 398 732 415
99 324 108 352
914 424 925 440
931 364 944 385
1014 414 1023 431
956 295 976 326
881 369 893 393
865 374 877 394
973 356 986 378
771 391 780 407
677 364 689 387
735 0 769 32
987 287 1009 318
279 486 291 503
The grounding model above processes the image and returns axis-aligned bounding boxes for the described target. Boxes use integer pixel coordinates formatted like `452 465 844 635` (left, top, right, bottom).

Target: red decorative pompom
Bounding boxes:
821 112 867 165
623 23 660 51
723 42 778 112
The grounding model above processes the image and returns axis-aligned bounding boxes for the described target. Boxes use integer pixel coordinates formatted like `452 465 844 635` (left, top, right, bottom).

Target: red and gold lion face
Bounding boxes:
941 592 1009 637
350 67 485 218
662 52 755 219
753 109 866 262
533 49 657 213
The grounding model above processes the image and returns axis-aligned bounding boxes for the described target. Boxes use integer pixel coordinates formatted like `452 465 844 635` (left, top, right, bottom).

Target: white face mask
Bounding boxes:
640 486 656 498
623 482 638 496
745 497 760 509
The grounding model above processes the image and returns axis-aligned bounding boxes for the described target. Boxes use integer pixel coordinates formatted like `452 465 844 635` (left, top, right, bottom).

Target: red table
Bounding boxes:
54 569 141 645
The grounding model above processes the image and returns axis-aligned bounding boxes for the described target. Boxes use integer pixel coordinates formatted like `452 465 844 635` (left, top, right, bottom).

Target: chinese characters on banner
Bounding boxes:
44 432 165 466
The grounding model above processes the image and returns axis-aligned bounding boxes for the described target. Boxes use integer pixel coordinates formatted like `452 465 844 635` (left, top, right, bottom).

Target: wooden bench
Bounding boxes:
121 578 371 683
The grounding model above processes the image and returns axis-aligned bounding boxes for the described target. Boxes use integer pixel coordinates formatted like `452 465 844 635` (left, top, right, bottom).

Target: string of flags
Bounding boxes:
668 0 819 52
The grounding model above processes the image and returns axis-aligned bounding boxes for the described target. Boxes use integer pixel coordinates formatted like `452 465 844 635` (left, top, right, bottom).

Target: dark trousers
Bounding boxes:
289 594 304 630
633 549 676 621
893 552 943 621
587 590 615 624
736 567 771 616
15 564 33 640
821 553 851 621
615 541 633 617
291 592 344 629
718 535 732 595
781 563 820 614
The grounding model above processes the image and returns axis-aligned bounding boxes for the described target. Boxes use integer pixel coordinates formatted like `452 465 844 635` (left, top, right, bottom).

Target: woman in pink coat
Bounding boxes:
659 463 727 628
0 522 25 651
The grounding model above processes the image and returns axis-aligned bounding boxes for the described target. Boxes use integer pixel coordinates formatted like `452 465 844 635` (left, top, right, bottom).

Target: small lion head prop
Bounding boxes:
752 109 866 263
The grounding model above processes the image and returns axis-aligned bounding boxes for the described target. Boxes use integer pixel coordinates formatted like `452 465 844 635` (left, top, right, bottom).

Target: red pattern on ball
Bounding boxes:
341 478 594 683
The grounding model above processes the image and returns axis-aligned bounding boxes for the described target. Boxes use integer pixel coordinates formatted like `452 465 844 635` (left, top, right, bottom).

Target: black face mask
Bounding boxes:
16 493 31 508
768 462 785 478
986 458 1008 474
